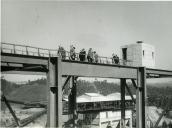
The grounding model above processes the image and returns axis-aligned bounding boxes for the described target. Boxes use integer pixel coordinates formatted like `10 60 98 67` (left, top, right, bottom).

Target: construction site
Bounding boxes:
1 41 172 128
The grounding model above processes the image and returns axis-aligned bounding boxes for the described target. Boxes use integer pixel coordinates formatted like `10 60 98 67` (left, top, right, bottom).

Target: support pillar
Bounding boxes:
47 57 62 127
68 76 77 128
129 113 132 128
136 67 146 128
121 78 126 128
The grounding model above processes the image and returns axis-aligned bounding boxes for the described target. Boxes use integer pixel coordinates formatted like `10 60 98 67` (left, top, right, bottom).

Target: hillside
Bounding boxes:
1 78 172 109
7 84 47 103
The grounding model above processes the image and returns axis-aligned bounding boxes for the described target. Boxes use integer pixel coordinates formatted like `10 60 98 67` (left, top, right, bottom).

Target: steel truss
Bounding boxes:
1 53 172 128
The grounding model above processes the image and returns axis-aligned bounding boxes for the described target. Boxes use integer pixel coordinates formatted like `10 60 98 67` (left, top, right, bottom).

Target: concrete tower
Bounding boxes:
120 41 155 68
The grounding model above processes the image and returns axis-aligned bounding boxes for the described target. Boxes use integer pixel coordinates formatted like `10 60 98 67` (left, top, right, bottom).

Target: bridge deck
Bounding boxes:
1 42 172 128
1 43 172 78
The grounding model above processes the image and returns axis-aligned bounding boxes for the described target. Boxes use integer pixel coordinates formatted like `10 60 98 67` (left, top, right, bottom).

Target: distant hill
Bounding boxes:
2 78 172 109
7 84 47 103
147 81 172 88
147 78 172 88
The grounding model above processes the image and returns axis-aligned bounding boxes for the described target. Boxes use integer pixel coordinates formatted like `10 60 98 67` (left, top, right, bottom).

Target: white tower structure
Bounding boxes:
120 41 155 68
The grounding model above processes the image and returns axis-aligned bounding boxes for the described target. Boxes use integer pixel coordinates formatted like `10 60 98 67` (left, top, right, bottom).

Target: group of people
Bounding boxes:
58 46 66 60
86 48 98 63
112 53 119 64
58 45 119 64
77 47 99 63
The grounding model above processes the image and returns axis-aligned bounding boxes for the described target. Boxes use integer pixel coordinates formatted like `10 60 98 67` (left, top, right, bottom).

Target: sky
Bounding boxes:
1 1 172 82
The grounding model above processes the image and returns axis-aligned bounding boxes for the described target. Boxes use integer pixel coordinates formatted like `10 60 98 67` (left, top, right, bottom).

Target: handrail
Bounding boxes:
1 42 57 51
1 42 133 66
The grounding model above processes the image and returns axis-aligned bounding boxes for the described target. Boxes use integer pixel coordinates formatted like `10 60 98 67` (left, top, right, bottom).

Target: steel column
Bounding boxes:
68 76 77 128
73 76 78 128
121 78 126 128
129 113 133 128
136 67 146 128
47 57 62 127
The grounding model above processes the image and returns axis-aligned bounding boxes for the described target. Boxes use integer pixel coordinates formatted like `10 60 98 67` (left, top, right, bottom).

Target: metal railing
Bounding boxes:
1 42 133 66
1 42 58 57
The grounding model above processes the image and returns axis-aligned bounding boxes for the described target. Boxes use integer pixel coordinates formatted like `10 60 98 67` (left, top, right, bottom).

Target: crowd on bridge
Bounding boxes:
58 45 120 64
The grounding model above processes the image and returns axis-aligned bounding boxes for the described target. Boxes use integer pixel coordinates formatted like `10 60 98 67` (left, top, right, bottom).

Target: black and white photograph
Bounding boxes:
1 1 172 128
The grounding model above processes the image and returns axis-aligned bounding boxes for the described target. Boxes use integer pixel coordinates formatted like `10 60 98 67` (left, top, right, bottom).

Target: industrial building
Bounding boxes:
68 93 135 128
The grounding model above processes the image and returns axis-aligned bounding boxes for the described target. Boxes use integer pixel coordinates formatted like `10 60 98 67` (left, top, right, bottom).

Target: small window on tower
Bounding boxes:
143 50 145 57
152 52 154 59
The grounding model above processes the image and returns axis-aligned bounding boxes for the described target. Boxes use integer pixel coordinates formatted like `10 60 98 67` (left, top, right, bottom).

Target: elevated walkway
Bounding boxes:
1 42 172 78
1 42 172 128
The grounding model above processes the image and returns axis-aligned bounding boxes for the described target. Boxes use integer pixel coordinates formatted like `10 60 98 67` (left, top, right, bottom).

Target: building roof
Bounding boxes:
76 92 135 103
121 42 155 49
85 93 102 97
77 93 109 103
106 92 121 100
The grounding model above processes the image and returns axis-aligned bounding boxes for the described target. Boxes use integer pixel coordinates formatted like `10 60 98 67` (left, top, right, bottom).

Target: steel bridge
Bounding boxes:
1 42 172 128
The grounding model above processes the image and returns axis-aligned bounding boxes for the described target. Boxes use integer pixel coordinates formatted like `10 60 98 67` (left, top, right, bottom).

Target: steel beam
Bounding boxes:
1 93 20 126
61 61 138 79
136 67 146 128
125 83 136 104
2 71 46 75
1 64 48 72
1 53 48 65
62 76 71 92
131 79 138 89
2 53 172 78
8 109 46 127
121 78 126 128
146 68 172 77
47 57 62 127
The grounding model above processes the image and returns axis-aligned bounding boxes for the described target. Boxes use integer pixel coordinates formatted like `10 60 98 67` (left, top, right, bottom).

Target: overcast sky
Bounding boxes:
2 1 172 82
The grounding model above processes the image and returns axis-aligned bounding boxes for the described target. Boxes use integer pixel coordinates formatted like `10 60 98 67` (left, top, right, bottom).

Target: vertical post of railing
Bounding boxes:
38 48 40 56
68 52 71 60
125 60 127 66
136 67 146 128
1 44 3 53
76 54 79 61
49 50 51 57
121 78 126 128
47 57 62 127
13 44 16 54
26 46 29 55
106 57 108 64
